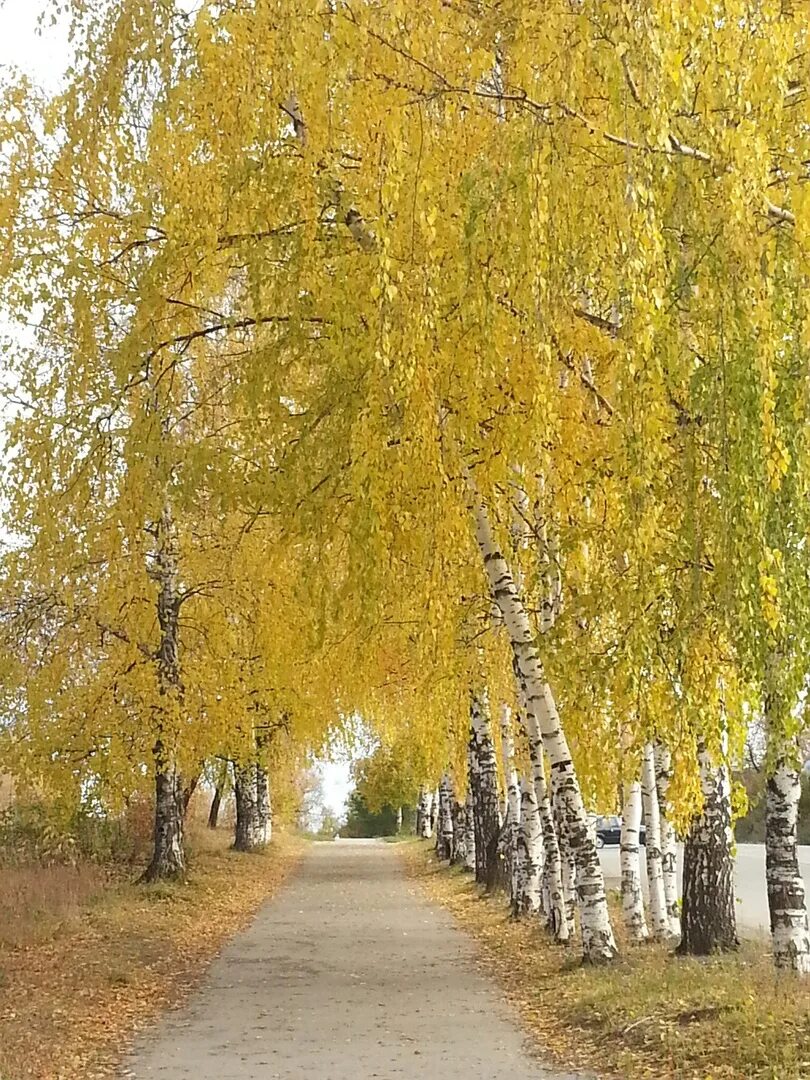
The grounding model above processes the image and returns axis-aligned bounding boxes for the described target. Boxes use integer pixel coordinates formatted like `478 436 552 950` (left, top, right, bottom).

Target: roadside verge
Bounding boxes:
400 840 809 1080
0 832 301 1080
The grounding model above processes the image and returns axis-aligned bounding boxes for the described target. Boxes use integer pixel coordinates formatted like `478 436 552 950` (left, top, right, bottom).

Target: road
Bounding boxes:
598 843 810 934
121 840 583 1080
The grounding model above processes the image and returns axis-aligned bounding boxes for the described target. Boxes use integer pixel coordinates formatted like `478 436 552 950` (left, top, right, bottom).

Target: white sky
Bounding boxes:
0 0 356 820
0 0 70 89
317 756 352 820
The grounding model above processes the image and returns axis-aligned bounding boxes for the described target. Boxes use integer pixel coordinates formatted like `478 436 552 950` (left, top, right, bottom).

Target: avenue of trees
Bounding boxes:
0 0 809 974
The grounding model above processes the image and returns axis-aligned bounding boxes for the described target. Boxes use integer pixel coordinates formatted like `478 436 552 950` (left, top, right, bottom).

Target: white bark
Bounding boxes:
234 761 268 851
620 780 649 942
463 779 476 872
524 699 568 941
469 695 502 887
473 501 615 960
515 775 544 916
551 773 577 940
500 705 522 905
678 740 738 955
142 504 186 882
396 805 403 834
257 762 271 845
654 741 680 936
641 743 672 940
766 754 810 974
417 788 434 839
144 760 185 881
450 799 469 865
430 787 440 835
436 774 455 860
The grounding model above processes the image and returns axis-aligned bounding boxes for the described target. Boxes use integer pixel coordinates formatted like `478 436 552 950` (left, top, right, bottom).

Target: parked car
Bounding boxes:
594 815 646 848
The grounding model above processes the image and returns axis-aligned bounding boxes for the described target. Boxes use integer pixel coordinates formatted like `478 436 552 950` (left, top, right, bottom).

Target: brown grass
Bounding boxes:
0 863 108 949
401 840 810 1080
0 828 302 1080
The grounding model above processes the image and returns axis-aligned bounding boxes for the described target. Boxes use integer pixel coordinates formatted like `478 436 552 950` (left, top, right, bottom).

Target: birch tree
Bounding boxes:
654 743 681 937
436 775 455 861
474 502 616 960
765 745 810 973
3 0 810 976
678 741 739 956
641 743 672 942
620 778 649 943
515 775 544 918
469 695 502 889
499 706 522 906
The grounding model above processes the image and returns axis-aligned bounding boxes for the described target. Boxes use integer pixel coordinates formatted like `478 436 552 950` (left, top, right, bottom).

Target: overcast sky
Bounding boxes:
0 1 69 88
0 0 355 820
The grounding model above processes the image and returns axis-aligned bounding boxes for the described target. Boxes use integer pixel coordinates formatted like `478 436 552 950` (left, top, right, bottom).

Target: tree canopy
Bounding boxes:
1 0 810 962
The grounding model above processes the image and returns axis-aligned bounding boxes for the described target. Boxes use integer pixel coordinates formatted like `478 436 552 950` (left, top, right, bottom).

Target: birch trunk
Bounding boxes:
430 788 439 836
469 695 502 888
436 774 454 860
181 774 200 817
450 799 468 865
415 787 428 838
641 742 672 941
233 762 267 851
257 761 271 844
765 755 810 974
500 705 522 906
143 748 185 882
208 760 229 830
207 786 223 829
417 787 434 839
474 501 615 960
552 776 577 941
562 849 577 939
620 780 649 942
516 775 544 916
450 790 477 870
396 806 403 834
527 725 568 941
463 781 476 872
141 505 186 883
654 741 681 936
678 741 738 955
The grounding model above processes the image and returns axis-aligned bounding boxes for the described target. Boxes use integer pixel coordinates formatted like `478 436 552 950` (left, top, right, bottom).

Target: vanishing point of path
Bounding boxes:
120 839 582 1080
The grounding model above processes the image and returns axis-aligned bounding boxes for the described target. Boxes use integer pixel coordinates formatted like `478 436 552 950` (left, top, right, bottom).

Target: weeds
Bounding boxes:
0 862 107 948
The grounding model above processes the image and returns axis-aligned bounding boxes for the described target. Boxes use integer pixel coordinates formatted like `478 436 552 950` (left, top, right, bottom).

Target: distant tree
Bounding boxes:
342 791 400 838
297 771 327 834
317 811 343 839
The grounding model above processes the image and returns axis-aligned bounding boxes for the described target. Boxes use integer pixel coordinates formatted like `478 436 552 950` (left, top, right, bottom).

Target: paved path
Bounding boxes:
599 843 810 935
121 839 580 1080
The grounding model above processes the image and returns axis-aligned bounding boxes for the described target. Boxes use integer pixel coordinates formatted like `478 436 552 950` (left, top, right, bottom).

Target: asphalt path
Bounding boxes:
121 839 585 1080
598 842 810 934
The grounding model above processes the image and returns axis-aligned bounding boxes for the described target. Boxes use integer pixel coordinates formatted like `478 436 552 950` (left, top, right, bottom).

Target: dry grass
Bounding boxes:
401 840 810 1080
0 828 301 1080
0 863 108 949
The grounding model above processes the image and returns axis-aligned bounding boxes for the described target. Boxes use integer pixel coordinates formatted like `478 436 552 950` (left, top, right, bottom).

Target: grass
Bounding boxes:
0 862 108 949
401 841 810 1080
0 827 301 1080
